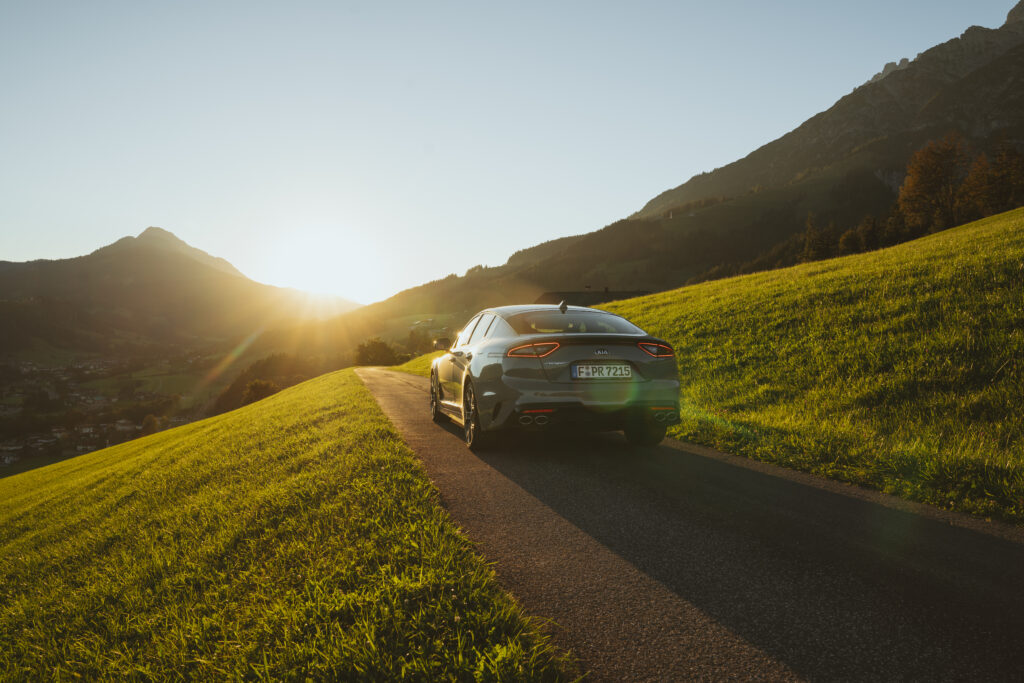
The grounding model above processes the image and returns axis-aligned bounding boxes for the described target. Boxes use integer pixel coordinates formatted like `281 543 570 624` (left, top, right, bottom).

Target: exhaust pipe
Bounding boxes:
534 415 550 426
518 415 534 426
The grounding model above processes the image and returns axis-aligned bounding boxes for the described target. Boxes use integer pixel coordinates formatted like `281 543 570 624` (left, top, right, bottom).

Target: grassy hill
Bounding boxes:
394 351 445 378
604 208 1024 522
0 371 571 680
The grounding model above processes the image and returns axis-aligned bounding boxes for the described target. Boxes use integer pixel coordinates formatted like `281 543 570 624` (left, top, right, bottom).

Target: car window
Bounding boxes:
455 316 481 347
506 310 644 335
483 315 498 337
468 313 494 346
488 316 516 339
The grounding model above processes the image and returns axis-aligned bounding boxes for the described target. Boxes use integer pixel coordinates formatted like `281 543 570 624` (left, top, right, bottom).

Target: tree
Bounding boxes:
355 338 399 366
800 214 835 262
881 210 908 246
140 414 160 436
837 228 862 256
241 379 279 406
956 153 995 221
856 215 880 251
406 328 432 355
953 145 1024 222
898 132 969 233
991 143 1024 213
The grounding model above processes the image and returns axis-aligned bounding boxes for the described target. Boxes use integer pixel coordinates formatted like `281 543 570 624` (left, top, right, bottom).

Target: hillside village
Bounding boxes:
0 355 199 465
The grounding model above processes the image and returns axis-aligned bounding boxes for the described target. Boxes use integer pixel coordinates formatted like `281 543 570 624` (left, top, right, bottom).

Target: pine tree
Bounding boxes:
857 215 880 251
838 228 862 256
956 153 996 221
800 214 824 262
992 144 1024 212
898 133 969 232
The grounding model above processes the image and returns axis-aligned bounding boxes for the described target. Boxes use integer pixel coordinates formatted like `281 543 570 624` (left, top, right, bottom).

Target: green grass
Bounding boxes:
603 208 1024 522
393 351 444 378
0 370 573 680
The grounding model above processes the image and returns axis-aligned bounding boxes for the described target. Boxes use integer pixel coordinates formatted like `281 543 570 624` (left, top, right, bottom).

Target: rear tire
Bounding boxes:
463 382 488 450
625 422 667 447
430 372 445 423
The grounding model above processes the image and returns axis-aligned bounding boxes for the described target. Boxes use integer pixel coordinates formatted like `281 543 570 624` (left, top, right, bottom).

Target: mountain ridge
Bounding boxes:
0 227 360 355
636 10 1024 219
92 226 247 279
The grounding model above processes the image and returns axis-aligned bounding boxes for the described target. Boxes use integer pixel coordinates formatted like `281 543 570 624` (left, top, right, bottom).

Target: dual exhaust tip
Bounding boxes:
518 414 550 426
652 410 679 423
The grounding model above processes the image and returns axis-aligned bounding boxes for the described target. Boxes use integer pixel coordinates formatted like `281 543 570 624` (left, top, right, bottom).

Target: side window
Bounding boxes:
468 314 494 345
455 316 481 347
487 316 515 339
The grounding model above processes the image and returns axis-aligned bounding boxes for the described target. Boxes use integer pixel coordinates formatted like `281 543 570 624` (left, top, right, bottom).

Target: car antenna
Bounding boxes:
558 300 567 314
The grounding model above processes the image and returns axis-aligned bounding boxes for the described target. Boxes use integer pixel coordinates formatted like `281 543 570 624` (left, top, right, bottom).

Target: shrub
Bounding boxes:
355 338 400 366
241 379 280 405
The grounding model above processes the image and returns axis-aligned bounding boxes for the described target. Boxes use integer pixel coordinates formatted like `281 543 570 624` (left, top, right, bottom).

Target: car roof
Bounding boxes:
480 304 619 318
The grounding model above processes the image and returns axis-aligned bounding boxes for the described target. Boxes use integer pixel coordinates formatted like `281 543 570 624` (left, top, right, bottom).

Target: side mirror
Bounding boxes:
433 338 452 351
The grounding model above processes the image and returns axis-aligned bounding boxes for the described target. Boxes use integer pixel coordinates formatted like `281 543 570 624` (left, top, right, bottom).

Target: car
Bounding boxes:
429 303 681 449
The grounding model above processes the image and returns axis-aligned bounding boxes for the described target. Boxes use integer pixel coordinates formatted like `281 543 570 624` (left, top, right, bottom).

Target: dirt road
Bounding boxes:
357 367 1024 681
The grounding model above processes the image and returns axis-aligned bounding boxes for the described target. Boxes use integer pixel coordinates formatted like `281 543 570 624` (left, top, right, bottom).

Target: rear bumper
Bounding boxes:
511 402 681 431
479 375 681 432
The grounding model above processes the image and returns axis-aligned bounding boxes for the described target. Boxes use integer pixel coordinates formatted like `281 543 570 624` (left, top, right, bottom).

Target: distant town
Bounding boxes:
0 353 217 469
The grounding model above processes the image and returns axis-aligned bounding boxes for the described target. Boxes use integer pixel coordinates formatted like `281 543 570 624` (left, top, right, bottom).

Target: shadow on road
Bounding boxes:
474 431 1024 681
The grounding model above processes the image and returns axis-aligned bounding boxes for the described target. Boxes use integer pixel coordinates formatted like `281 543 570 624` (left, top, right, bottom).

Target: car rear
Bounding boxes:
495 308 681 432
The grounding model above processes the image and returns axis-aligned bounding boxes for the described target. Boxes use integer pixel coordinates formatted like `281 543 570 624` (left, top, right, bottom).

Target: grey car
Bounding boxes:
430 303 681 449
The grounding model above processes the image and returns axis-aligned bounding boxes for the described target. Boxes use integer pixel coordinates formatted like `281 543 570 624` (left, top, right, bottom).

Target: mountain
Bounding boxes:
0 228 360 356
339 2 1024 325
95 227 246 278
636 2 1024 218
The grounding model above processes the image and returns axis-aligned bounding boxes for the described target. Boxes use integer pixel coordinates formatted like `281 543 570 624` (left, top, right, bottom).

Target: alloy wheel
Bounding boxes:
463 384 484 449
430 373 444 423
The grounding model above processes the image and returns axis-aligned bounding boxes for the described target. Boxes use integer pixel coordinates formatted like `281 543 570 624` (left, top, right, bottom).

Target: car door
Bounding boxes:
452 313 494 409
444 315 481 406
434 335 456 405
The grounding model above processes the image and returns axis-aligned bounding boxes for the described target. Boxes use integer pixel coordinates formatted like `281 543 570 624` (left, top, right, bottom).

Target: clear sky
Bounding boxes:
1 1 1016 304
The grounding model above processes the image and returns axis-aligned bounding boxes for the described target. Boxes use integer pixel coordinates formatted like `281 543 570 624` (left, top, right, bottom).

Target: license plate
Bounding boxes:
572 363 632 379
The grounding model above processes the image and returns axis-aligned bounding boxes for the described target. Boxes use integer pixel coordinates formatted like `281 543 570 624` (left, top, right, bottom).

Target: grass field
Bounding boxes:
0 370 572 680
604 208 1024 522
393 351 444 378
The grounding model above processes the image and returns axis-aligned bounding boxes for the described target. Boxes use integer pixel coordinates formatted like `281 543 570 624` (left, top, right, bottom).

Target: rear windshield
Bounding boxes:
505 310 644 335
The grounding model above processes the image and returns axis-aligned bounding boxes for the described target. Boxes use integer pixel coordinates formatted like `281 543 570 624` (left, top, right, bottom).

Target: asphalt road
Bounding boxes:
356 367 1024 682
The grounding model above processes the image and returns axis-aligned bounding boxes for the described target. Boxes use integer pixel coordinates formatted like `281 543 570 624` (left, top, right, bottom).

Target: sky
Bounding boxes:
0 1 1016 305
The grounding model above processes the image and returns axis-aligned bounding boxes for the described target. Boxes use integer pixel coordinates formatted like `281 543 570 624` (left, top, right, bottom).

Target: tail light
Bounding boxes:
638 342 674 358
507 342 560 358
